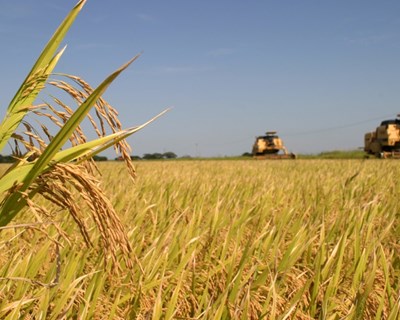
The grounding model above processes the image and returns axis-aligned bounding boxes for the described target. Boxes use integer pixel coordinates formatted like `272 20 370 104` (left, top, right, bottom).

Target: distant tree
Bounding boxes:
141 152 178 160
163 151 177 159
143 153 163 160
93 155 108 162
142 153 153 160
130 155 141 160
154 153 163 159
241 152 252 157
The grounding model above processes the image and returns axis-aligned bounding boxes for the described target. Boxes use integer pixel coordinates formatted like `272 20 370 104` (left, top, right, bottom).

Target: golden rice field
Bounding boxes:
0 159 399 319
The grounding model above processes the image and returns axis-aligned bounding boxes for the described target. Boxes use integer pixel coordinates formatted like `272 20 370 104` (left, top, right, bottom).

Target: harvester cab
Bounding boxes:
364 114 400 158
252 131 296 159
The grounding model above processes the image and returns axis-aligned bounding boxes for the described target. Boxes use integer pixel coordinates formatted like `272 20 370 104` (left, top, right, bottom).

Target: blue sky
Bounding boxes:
0 0 399 157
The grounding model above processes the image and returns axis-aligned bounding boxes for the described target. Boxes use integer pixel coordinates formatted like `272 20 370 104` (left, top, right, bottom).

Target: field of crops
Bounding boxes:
0 159 399 319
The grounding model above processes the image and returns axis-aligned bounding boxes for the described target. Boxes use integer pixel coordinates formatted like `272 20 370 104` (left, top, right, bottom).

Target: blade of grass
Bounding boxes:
323 230 348 316
49 272 99 319
375 245 388 320
151 269 166 320
165 276 183 320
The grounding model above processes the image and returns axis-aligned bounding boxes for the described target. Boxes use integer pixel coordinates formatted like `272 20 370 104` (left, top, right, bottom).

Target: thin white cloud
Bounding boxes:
0 4 31 19
124 66 208 77
0 2 66 19
74 42 114 51
206 48 235 57
160 66 197 74
136 13 156 22
345 33 394 46
154 65 213 75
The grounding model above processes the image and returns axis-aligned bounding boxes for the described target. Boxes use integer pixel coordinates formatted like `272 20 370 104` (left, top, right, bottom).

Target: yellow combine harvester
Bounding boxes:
364 115 400 158
252 131 296 159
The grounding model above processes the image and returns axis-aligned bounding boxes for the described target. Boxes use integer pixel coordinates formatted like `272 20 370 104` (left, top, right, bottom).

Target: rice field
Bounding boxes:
0 159 399 319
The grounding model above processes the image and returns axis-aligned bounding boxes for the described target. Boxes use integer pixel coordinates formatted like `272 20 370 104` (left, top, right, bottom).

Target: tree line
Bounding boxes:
0 152 179 163
113 151 179 161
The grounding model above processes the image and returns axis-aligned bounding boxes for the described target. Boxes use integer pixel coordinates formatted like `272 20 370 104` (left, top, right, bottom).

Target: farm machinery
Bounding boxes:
252 131 296 159
364 115 400 158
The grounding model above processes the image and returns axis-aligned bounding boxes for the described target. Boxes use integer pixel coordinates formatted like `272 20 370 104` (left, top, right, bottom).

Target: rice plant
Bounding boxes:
0 0 168 269
0 7 171 319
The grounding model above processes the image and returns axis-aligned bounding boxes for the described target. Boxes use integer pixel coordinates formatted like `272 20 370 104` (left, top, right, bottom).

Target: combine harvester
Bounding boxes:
364 114 400 158
252 131 296 159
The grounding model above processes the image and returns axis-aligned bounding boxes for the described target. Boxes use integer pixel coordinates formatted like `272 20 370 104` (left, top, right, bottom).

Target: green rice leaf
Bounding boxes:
0 0 86 153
